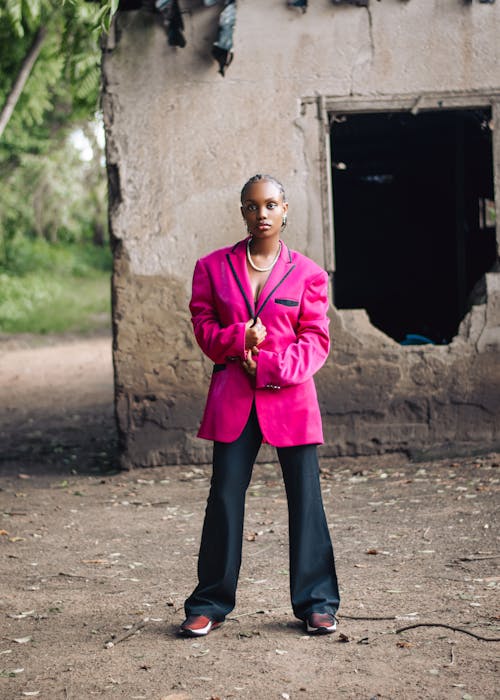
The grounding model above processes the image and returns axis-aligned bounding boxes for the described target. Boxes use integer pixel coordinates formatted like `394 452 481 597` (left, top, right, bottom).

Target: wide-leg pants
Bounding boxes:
184 404 340 622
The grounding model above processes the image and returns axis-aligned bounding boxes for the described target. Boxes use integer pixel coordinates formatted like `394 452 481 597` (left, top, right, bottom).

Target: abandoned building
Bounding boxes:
103 0 500 468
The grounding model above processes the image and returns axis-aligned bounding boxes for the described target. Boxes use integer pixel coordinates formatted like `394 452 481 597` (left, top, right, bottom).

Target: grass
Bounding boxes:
0 238 112 335
0 272 111 334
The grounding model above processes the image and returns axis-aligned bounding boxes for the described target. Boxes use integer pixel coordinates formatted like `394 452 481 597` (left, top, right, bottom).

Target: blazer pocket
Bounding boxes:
275 298 299 307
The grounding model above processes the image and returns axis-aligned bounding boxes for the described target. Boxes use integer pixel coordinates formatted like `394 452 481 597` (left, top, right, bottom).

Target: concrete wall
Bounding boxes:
103 0 500 468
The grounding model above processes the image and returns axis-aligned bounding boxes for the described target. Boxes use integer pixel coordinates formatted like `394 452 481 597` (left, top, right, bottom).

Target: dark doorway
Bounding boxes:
330 108 497 344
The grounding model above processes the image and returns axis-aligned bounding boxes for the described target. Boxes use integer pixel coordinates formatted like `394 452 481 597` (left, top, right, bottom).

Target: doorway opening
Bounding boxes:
330 108 497 344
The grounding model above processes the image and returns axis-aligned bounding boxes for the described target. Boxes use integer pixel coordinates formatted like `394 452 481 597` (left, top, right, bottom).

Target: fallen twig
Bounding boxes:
457 554 500 562
396 622 500 642
339 614 402 621
228 606 290 620
51 572 117 583
104 619 148 648
228 610 265 620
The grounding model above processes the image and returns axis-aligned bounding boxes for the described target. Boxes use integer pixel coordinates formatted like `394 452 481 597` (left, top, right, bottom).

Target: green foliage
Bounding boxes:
0 1 110 254
0 270 111 334
0 236 112 277
0 237 112 334
0 1 118 335
0 118 108 249
0 1 112 154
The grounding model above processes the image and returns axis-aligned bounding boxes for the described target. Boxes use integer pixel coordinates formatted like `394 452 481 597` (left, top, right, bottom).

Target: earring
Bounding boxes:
282 214 287 228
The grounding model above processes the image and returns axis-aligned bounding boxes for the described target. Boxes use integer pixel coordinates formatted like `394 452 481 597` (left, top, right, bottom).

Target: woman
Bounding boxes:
180 174 340 636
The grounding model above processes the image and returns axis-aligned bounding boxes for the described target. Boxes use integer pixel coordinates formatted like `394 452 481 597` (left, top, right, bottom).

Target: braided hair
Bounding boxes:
240 174 287 204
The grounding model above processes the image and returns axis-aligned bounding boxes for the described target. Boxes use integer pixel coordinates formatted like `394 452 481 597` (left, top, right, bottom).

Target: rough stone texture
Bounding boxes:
103 0 500 467
318 306 500 460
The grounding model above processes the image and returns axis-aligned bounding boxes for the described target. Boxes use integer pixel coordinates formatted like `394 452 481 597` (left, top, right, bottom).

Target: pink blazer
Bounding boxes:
190 238 330 446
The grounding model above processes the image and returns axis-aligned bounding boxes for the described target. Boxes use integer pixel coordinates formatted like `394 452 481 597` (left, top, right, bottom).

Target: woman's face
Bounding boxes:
241 180 288 239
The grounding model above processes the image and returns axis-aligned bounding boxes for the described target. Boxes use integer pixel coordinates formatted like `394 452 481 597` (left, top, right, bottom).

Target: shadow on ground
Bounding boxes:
0 333 118 477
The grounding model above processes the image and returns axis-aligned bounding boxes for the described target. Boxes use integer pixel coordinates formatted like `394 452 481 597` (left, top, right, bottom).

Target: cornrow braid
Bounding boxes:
240 174 287 203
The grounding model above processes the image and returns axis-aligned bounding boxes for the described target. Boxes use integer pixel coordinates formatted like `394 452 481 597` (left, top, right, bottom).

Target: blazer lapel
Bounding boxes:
226 239 254 318
226 238 296 321
254 242 296 319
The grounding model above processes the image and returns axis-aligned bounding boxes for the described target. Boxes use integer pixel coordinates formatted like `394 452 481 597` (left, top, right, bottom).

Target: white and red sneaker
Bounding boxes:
179 615 223 637
306 612 337 635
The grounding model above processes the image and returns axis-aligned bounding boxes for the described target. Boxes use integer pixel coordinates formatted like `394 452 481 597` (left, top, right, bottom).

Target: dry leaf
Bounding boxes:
397 641 413 649
13 637 32 644
338 633 350 643
246 532 257 542
0 530 9 536
366 548 379 555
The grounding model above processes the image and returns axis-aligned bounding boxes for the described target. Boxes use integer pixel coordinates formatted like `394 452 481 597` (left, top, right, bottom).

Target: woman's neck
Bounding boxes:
248 235 281 257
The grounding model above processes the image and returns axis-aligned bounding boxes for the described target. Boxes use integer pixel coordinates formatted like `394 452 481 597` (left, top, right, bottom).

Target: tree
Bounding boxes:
0 1 117 144
0 1 117 255
1 117 108 254
0 25 47 138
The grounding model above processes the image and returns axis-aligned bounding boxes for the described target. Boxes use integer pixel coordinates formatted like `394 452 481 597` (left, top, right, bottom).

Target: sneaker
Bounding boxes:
179 615 223 637
305 612 337 635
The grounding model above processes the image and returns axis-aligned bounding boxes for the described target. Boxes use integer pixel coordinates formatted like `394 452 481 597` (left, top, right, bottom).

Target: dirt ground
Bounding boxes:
0 335 499 700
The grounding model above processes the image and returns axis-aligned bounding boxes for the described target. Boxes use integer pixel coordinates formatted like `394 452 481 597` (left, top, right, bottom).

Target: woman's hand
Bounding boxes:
241 346 259 376
245 317 266 349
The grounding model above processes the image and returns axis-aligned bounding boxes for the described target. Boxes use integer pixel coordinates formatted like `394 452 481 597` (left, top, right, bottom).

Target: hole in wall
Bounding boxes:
330 108 497 345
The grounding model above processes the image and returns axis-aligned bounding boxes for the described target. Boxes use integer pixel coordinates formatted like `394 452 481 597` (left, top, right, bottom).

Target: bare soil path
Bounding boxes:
0 332 116 476
0 336 498 699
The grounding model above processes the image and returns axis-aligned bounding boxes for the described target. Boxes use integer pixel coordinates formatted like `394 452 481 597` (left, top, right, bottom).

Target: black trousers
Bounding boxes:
184 405 340 621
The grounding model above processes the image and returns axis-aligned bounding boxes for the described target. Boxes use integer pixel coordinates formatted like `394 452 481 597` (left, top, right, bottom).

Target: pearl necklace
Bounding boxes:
246 239 282 272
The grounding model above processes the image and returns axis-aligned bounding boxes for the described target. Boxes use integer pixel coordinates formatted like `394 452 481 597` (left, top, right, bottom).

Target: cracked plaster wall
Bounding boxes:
103 0 500 468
